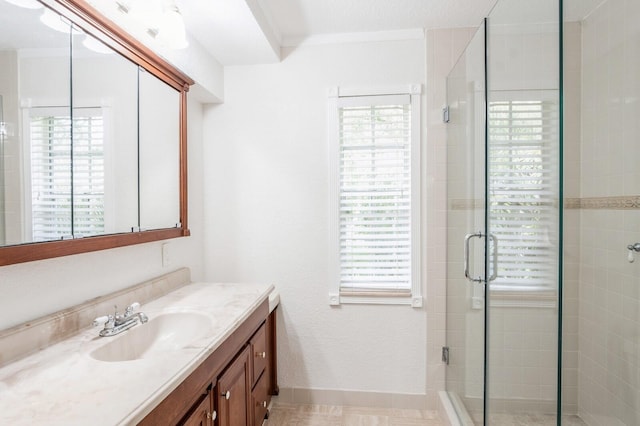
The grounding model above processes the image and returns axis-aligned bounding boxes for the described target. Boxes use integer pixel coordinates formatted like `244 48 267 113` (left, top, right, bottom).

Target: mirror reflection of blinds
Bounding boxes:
30 110 104 242
338 94 412 292
488 99 559 292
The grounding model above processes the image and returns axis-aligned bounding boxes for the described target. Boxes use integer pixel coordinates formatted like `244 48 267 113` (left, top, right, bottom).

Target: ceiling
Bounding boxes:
1 0 602 67
180 0 499 66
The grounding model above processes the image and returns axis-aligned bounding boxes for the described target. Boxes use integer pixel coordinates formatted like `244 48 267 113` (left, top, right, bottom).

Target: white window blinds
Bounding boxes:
337 94 413 293
72 110 105 237
488 96 559 292
29 108 105 241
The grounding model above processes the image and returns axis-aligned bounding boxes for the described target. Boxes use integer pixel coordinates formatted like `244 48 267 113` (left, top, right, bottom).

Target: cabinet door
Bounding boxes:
218 346 251 426
250 322 267 387
180 393 213 426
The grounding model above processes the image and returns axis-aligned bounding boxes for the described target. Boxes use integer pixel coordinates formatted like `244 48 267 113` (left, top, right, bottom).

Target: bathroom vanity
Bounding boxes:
139 294 275 425
0 269 279 425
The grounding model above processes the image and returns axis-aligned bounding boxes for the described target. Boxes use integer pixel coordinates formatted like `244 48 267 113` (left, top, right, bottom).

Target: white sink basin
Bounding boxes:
90 312 212 362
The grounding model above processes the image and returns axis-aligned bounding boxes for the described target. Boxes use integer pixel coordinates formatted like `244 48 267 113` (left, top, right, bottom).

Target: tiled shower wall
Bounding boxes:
575 0 640 424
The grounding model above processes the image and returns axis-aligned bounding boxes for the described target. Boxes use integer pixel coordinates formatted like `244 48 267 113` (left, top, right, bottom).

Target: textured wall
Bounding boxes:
203 39 428 398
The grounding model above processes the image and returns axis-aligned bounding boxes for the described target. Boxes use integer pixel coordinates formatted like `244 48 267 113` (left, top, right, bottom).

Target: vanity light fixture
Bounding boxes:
105 0 188 49
155 4 188 50
3 0 42 9
127 0 164 28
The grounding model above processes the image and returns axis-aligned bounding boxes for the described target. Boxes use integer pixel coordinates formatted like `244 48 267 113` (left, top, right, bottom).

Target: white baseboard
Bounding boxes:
276 387 428 410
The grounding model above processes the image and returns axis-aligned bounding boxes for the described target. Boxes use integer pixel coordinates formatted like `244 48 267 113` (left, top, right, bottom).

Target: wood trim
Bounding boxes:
0 229 186 266
180 89 190 234
0 0 193 266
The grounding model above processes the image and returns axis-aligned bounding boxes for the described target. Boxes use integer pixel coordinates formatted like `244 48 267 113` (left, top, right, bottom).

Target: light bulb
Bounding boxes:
82 35 113 55
128 0 163 29
156 5 188 49
4 0 43 9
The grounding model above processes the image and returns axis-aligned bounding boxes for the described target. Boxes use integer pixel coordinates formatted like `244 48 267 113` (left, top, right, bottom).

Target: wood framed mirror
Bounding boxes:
0 0 193 266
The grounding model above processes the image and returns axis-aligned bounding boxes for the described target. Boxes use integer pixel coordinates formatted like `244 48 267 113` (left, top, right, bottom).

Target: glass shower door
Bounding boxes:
445 22 487 426
485 0 562 423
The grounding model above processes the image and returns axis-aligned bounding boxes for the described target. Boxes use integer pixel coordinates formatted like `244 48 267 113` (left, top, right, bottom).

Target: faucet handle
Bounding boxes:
93 315 111 327
125 302 141 316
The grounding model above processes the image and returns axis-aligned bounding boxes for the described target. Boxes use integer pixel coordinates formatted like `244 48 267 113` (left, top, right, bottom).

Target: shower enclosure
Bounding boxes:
444 0 640 424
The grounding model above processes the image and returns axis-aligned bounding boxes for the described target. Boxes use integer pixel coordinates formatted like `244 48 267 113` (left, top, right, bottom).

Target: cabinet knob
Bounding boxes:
263 401 267 408
206 410 218 420
256 351 266 359
222 390 231 400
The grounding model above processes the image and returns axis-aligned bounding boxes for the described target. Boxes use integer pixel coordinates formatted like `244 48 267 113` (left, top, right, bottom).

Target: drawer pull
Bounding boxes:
263 401 267 408
256 351 266 359
207 410 217 420
222 390 231 400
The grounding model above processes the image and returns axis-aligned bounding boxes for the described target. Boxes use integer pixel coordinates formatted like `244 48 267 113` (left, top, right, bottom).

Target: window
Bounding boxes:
328 86 422 306
27 107 105 241
488 92 559 295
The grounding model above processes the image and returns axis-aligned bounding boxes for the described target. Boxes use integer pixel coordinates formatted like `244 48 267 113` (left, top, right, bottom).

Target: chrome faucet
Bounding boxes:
93 302 149 337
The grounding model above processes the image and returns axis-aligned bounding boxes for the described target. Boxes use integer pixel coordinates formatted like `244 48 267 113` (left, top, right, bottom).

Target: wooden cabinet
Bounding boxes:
249 322 268 426
266 306 279 397
138 300 277 426
251 372 269 426
217 347 250 426
180 392 215 426
250 323 267 387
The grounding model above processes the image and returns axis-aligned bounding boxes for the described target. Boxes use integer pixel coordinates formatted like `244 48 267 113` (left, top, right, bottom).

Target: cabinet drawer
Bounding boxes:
250 322 267 386
252 371 269 426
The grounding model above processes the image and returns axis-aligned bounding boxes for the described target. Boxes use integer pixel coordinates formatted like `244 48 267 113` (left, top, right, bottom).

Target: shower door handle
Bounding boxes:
488 233 498 282
464 232 484 283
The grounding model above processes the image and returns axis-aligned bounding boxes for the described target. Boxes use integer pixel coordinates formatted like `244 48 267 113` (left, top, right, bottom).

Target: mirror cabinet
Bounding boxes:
0 0 193 265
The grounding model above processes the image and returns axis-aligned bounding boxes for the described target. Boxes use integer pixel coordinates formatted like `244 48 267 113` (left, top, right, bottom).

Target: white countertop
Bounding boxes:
0 282 274 425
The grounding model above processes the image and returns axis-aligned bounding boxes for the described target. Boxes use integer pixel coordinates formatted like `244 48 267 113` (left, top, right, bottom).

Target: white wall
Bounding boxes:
0 95 204 330
203 39 428 399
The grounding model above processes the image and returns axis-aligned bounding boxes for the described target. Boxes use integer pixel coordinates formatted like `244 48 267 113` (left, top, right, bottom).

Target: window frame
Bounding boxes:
328 85 422 307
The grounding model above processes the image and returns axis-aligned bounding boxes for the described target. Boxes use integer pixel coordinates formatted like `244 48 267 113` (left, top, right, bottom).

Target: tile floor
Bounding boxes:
264 398 588 425
489 413 586 425
264 398 444 425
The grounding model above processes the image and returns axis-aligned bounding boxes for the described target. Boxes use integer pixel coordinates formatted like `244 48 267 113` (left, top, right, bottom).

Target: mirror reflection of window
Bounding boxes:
26 107 107 241
0 95 5 246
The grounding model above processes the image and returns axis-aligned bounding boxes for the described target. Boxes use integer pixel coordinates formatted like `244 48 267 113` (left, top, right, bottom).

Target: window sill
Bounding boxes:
488 289 557 309
329 291 422 307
